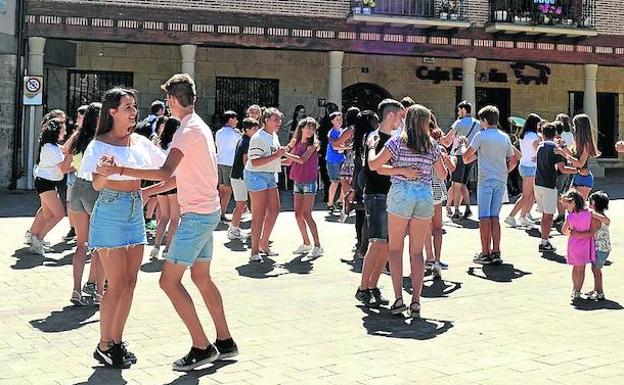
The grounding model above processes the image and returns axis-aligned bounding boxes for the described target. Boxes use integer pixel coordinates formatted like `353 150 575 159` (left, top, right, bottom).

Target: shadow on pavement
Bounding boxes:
140 259 165 273
163 360 237 385
323 213 356 224
573 298 624 311
448 218 480 229
73 367 127 385
360 306 454 340
11 248 74 270
541 251 567 264
340 255 363 274
467 263 531 283
223 238 249 253
421 278 463 298
235 255 316 279
30 305 98 333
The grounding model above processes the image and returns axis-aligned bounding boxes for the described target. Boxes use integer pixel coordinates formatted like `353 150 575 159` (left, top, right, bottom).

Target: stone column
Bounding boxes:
583 64 603 177
328 51 344 108
461 57 477 113
180 44 197 79
26 37 46 189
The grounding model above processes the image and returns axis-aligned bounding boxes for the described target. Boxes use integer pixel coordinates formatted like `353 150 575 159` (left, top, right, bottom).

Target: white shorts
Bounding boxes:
534 185 558 215
231 178 248 202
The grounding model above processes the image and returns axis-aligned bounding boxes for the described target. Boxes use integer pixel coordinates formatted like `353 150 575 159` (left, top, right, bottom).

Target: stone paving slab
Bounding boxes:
1 192 623 385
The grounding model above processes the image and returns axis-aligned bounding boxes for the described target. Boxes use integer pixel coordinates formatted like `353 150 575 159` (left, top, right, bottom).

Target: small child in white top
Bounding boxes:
588 191 611 300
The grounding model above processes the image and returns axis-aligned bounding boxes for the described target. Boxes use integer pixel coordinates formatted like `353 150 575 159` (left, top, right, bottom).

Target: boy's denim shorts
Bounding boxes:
364 193 388 242
593 250 610 268
166 211 221 266
477 179 506 219
327 161 343 182
386 180 434 220
89 189 146 249
293 180 318 195
244 170 277 192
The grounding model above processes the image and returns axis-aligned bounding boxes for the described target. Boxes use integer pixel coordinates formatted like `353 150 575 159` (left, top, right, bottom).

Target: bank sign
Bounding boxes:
416 61 551 85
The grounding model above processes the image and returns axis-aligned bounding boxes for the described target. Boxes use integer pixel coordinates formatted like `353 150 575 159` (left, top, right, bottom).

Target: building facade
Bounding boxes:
5 0 624 187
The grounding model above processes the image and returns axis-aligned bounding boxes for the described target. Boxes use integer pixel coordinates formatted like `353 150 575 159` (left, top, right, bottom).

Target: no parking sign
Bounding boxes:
23 76 43 106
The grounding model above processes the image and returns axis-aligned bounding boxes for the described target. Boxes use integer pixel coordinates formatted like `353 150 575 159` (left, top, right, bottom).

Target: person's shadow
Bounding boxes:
360 306 453 340
73 367 126 385
421 278 463 298
540 251 567 264
30 305 98 333
340 255 363 274
448 218 480 229
235 258 279 279
162 360 237 385
11 248 74 270
573 298 624 311
282 256 314 275
223 238 249 253
140 259 165 273
467 263 531 283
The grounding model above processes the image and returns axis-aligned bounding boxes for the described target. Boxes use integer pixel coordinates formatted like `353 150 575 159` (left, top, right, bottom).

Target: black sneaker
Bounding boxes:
215 339 239 360
451 212 461 220
463 208 473 219
369 287 389 306
120 341 137 364
93 343 130 368
355 288 371 304
473 253 493 265
539 241 556 252
172 345 220 372
491 252 502 265
63 227 76 241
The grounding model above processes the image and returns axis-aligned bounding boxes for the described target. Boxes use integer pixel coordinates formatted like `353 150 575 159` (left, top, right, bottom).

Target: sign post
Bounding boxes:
23 76 43 190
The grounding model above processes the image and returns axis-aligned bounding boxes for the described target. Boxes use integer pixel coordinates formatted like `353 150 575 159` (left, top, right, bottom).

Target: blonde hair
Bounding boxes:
401 104 433 154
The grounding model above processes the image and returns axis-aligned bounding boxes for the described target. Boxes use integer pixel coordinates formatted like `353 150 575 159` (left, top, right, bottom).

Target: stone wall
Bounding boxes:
0 54 16 188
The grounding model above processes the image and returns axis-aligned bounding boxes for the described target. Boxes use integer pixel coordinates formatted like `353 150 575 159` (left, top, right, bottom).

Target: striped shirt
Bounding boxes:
384 136 441 184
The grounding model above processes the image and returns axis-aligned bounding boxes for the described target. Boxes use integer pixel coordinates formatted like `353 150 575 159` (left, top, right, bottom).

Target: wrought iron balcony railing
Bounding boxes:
489 0 595 29
351 0 469 21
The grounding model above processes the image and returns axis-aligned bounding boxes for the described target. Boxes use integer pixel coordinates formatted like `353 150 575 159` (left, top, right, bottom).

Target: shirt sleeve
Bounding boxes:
469 132 481 152
41 144 64 166
170 128 194 156
135 134 167 167
247 135 268 160
80 141 99 174
432 142 442 161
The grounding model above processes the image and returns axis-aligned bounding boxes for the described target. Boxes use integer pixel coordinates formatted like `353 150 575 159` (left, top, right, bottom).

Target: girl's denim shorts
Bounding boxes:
89 189 146 249
387 180 434 220
244 170 277 192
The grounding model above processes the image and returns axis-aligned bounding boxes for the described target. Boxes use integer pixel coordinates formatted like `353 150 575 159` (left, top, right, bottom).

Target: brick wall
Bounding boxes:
34 0 624 35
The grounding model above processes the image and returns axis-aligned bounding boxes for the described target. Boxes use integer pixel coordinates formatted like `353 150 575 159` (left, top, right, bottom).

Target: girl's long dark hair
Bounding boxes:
71 102 101 155
573 114 599 158
290 117 318 147
563 189 585 212
402 104 433 154
96 88 137 136
353 110 380 161
519 113 541 139
159 117 181 150
345 106 360 128
37 118 64 164
290 104 306 132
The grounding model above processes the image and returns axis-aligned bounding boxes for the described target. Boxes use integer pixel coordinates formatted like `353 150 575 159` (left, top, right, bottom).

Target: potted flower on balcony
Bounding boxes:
537 4 562 26
353 1 363 14
449 0 459 20
440 0 450 20
362 0 376 15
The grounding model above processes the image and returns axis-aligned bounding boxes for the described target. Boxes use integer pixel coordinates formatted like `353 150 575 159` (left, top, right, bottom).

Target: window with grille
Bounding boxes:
66 70 133 121
215 77 279 126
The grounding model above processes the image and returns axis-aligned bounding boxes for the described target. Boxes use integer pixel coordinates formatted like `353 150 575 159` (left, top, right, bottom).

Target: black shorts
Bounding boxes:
35 177 61 195
451 156 474 184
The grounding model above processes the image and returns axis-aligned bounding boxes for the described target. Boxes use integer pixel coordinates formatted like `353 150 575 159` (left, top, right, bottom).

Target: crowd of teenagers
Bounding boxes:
24 71 624 371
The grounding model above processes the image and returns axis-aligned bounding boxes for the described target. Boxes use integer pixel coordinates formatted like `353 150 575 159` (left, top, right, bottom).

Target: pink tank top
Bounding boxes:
289 142 318 183
567 209 596 265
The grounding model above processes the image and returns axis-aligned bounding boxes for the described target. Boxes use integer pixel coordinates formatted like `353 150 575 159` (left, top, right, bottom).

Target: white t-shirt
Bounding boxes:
561 131 575 148
451 116 481 155
246 129 282 173
80 134 166 181
215 126 242 166
519 131 539 167
35 143 64 181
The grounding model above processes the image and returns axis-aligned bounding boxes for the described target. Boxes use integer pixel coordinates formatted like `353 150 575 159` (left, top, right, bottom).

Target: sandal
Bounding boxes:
408 302 421 319
94 293 103 306
71 290 86 306
390 298 407 315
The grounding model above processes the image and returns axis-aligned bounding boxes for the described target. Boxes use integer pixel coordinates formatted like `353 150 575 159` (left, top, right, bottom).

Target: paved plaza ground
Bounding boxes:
1 186 624 385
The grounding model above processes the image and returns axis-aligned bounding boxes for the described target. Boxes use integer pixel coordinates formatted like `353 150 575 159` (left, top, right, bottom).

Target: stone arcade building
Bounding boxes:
2 0 624 188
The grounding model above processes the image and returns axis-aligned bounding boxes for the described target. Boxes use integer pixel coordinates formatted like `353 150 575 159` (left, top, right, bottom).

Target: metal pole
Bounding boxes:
27 106 35 190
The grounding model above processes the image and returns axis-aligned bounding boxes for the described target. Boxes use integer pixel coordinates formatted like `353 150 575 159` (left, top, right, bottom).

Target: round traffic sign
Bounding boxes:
26 78 41 93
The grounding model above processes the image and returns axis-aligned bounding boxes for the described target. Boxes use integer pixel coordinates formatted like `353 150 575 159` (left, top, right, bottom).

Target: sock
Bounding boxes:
216 338 234 349
541 239 548 245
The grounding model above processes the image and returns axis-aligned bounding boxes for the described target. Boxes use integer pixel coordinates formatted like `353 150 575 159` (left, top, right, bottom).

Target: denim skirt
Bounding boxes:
89 189 146 249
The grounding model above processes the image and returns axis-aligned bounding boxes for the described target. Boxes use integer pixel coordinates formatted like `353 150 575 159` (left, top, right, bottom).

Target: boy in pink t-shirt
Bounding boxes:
100 74 237 371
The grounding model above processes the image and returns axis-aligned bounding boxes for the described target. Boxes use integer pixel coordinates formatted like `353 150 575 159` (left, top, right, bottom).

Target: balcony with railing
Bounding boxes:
348 0 471 30
486 0 597 37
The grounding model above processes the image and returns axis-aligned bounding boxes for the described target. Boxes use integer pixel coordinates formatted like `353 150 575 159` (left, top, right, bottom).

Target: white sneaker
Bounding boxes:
302 246 324 262
227 228 248 240
432 262 442 279
260 248 278 257
249 253 263 263
504 216 517 227
339 207 348 223
292 244 312 254
518 217 532 227
162 250 168 259
150 246 160 260
25 231 32 245
29 235 45 256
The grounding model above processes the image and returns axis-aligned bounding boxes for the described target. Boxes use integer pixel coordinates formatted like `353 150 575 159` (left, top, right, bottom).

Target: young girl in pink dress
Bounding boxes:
561 190 600 300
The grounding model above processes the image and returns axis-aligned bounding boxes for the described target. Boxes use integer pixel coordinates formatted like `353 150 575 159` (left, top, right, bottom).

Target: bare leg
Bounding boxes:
293 193 310 246
191 262 232 340
302 195 320 246
327 181 339 208
387 213 409 301
166 194 180 251
72 212 90 292
218 184 233 215
408 217 432 303
231 201 247 229
431 204 443 262
111 246 143 342
592 267 603 293
249 190 268 256
154 196 170 248
491 218 501 253
259 188 280 251
479 218 492 255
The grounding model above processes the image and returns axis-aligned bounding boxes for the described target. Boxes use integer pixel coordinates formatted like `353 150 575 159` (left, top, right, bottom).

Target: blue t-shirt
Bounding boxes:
325 128 346 163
